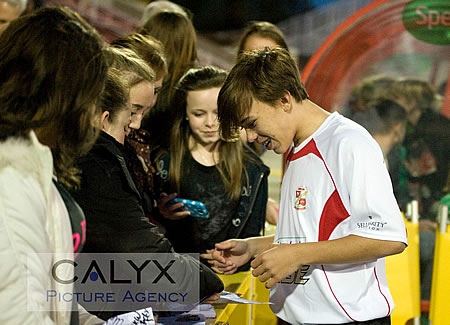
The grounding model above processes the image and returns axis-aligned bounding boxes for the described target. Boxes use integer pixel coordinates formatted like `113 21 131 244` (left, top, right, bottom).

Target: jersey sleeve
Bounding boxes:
340 134 408 245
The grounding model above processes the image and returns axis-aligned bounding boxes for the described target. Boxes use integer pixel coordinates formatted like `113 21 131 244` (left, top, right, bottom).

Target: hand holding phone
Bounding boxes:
158 193 190 220
167 198 210 219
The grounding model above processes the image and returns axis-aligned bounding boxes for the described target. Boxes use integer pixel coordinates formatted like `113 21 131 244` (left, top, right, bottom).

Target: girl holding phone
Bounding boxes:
155 66 269 264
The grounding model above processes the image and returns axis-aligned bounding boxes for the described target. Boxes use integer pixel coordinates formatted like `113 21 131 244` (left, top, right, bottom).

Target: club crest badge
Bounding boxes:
294 186 307 210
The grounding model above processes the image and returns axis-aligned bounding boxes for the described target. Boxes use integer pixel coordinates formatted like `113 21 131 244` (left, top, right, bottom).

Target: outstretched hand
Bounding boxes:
200 239 252 275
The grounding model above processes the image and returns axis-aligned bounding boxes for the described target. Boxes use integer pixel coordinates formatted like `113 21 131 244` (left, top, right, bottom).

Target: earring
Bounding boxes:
185 117 189 120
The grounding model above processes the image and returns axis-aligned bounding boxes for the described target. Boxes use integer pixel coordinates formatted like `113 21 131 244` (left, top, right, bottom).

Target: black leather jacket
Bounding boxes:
71 132 223 318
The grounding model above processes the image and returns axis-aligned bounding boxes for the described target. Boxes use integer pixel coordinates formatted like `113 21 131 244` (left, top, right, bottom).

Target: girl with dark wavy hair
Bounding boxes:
0 6 108 323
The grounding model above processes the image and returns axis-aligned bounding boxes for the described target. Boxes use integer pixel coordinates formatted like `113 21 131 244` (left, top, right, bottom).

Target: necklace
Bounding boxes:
189 138 219 166
194 147 218 166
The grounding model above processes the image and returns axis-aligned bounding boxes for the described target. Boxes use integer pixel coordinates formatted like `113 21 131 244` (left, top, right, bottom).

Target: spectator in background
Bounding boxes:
352 99 407 169
353 77 448 303
0 7 108 324
140 10 198 157
140 10 197 110
348 75 409 210
0 0 27 33
388 78 449 220
387 79 449 303
139 0 191 27
237 20 289 56
346 75 397 119
155 66 269 270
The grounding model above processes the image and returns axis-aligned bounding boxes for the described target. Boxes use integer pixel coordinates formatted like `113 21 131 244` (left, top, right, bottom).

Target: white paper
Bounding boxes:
193 304 216 318
213 291 273 305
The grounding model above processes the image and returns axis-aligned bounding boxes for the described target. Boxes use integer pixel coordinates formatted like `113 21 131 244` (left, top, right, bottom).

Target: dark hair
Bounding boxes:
140 11 197 108
99 68 130 122
170 66 247 200
218 47 309 140
354 99 407 135
374 99 407 133
111 33 167 82
237 21 289 56
0 6 108 188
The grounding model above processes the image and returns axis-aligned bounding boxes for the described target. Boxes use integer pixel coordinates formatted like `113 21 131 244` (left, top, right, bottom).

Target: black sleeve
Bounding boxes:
72 153 223 316
72 153 173 254
240 170 269 239
235 164 269 272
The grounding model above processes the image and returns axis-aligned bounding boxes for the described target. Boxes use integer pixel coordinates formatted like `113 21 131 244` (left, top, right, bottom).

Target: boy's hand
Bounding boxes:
251 244 302 289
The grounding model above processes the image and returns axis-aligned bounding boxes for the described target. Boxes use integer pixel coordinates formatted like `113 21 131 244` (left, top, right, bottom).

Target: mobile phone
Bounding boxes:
167 198 210 219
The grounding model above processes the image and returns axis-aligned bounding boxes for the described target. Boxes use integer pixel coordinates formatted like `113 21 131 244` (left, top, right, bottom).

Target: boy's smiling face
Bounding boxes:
241 98 295 155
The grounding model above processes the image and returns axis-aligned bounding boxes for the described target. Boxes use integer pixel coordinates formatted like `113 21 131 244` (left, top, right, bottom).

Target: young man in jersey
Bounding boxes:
202 48 407 324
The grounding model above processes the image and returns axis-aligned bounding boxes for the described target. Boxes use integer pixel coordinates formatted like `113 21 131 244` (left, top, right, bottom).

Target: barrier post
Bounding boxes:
429 205 449 324
385 200 421 325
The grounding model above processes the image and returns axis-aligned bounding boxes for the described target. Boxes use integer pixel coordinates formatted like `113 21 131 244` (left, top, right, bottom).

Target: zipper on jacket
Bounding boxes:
236 171 265 237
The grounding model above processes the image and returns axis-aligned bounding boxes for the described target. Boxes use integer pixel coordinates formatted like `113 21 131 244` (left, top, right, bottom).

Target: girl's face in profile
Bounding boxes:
186 87 221 148
128 80 154 132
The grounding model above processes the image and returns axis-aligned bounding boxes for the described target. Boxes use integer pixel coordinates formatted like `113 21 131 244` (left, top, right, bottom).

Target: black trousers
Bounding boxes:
339 315 391 325
278 315 391 325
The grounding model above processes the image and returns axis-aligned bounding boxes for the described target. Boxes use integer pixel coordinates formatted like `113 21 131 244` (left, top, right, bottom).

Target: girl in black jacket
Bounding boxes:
71 65 223 320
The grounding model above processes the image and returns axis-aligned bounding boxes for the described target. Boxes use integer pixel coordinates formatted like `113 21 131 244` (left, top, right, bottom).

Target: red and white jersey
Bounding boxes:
270 112 407 324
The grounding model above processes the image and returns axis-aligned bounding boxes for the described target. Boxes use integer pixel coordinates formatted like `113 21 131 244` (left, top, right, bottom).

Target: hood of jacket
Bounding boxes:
0 131 53 204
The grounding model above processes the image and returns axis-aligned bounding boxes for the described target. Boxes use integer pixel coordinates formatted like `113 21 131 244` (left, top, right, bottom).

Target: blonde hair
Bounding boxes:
108 46 155 88
390 78 438 112
111 33 167 82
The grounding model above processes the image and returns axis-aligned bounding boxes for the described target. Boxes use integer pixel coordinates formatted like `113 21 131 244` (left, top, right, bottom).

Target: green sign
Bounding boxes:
402 0 450 45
